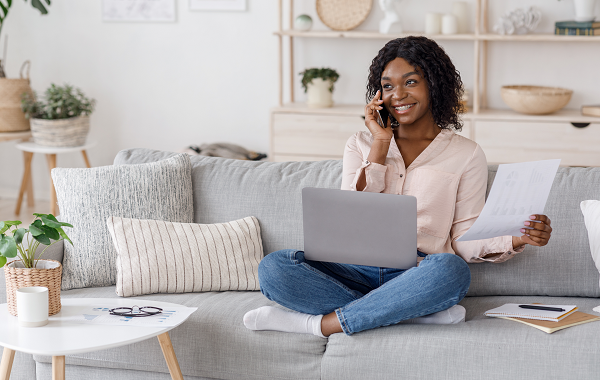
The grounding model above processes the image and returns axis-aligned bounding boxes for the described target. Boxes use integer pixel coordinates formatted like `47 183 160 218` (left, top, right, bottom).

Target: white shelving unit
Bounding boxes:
270 0 600 165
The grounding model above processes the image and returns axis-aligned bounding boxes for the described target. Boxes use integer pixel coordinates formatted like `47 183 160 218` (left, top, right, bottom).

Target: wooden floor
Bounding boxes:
0 198 51 225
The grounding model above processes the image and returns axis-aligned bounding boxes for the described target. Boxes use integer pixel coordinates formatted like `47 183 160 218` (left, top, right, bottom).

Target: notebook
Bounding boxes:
302 187 418 269
484 303 578 322
499 312 600 334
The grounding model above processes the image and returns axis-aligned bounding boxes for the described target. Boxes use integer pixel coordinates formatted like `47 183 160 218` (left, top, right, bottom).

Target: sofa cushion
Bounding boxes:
114 149 600 297
107 216 263 297
52 154 194 290
34 287 326 380
321 295 600 380
114 149 342 257
468 166 600 297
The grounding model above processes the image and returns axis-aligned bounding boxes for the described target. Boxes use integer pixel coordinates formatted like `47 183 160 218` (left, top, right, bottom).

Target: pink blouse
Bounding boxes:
342 129 525 263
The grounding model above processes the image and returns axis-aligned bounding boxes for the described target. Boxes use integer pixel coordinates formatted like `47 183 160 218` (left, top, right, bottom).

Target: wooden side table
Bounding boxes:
14 141 96 216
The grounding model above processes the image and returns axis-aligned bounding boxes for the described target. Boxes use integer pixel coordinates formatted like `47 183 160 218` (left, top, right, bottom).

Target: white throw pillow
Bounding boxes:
107 216 264 297
52 154 194 290
580 200 600 288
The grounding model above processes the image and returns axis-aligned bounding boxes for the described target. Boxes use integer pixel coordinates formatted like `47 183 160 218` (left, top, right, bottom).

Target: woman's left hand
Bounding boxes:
515 214 552 247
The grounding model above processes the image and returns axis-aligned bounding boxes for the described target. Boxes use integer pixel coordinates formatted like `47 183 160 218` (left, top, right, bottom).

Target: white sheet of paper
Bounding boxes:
55 304 197 327
456 159 560 242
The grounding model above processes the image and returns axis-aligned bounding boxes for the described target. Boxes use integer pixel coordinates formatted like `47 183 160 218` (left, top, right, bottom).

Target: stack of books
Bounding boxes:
484 303 600 334
555 20 600 36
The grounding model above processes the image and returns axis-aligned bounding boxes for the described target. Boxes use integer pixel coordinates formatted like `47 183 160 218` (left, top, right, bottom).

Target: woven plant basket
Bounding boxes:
30 115 90 147
5 259 62 316
0 61 33 132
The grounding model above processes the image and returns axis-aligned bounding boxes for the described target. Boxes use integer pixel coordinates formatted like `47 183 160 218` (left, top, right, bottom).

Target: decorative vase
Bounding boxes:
0 61 33 133
4 259 62 316
574 0 597 22
306 78 334 108
294 14 313 31
30 115 90 147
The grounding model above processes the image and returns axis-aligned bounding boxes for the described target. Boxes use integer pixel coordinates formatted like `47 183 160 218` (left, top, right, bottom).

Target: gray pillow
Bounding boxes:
51 154 193 290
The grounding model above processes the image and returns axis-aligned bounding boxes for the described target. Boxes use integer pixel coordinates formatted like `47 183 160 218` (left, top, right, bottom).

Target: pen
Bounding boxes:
518 305 565 312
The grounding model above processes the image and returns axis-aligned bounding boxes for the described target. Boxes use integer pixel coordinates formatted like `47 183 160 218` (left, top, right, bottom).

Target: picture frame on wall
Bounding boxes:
190 0 247 11
102 0 177 22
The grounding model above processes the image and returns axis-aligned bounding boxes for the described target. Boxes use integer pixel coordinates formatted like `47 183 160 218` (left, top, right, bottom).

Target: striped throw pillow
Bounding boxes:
107 216 264 297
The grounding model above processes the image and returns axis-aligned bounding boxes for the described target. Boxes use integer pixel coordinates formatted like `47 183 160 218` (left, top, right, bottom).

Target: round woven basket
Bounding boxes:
500 85 573 115
30 115 90 147
0 61 34 132
316 0 373 31
5 259 62 317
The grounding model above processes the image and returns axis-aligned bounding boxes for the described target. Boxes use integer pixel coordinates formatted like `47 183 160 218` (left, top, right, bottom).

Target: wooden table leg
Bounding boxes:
0 347 15 380
15 151 34 215
46 153 58 216
81 150 91 168
52 356 65 380
157 332 183 380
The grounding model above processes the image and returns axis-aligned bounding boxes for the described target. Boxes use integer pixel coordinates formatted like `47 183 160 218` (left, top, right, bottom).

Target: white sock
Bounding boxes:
401 305 466 325
243 306 327 338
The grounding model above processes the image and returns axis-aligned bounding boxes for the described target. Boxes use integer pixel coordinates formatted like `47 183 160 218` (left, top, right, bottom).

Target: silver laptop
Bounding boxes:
302 187 417 269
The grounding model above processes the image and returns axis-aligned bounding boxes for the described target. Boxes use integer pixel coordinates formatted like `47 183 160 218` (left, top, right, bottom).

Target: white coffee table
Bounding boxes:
0 298 192 380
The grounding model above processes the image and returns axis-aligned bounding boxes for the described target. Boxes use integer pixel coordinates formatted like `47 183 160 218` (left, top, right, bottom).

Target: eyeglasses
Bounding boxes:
109 306 163 317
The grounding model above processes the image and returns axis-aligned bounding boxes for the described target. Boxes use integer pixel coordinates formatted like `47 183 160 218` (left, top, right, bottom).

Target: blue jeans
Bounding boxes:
258 250 471 335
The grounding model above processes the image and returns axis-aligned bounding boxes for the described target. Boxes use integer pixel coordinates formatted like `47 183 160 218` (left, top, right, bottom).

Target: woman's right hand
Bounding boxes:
364 90 393 141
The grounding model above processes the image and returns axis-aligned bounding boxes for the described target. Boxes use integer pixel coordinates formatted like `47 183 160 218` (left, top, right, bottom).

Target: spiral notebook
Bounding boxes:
484 303 578 322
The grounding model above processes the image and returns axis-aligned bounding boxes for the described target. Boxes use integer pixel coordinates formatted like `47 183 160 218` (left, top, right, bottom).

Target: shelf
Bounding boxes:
275 30 600 43
480 34 600 42
275 30 477 41
273 103 600 123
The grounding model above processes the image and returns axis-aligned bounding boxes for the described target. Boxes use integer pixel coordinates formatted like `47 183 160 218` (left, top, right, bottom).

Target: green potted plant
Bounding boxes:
21 83 96 147
0 213 72 316
300 67 340 108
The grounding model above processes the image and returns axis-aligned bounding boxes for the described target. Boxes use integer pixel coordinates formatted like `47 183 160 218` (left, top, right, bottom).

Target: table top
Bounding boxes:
0 298 186 356
15 141 96 154
0 131 31 143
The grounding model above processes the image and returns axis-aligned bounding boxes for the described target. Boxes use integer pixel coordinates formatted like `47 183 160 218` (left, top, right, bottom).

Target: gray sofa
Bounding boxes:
3 147 600 380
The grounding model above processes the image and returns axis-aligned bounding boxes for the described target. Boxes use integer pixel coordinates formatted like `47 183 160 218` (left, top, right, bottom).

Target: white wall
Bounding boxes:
2 0 599 201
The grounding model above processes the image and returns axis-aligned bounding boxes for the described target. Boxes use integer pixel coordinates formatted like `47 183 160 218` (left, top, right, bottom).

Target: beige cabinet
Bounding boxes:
475 120 600 166
270 105 473 162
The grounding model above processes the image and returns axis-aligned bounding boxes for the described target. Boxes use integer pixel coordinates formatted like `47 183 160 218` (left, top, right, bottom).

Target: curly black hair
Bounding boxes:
366 36 464 131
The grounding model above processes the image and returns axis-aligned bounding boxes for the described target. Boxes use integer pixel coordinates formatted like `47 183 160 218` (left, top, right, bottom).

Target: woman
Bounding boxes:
244 36 552 337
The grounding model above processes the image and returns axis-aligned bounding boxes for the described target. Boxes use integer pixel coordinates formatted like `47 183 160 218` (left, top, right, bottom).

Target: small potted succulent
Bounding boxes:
21 83 96 147
300 67 340 108
0 213 72 316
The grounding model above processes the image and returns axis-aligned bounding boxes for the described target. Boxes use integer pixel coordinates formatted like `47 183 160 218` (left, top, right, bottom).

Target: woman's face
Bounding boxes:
380 57 431 127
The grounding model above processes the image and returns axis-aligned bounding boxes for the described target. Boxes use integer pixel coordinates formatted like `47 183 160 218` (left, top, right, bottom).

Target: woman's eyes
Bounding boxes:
382 79 417 89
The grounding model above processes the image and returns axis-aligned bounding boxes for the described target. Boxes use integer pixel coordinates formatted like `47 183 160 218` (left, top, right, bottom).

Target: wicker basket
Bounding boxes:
0 61 33 132
5 259 62 316
30 115 90 147
316 0 373 31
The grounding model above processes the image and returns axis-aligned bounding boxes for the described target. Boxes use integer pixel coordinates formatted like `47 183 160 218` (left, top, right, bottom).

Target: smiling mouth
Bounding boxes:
394 104 415 112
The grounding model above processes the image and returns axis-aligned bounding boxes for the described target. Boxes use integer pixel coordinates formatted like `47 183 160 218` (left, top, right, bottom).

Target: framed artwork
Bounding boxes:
189 0 247 11
102 0 176 22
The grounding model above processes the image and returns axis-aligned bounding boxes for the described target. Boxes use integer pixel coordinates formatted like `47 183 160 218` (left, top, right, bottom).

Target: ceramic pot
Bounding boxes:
574 0 597 22
306 78 333 108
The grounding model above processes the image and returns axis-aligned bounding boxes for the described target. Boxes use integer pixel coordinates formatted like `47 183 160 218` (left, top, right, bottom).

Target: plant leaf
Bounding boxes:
40 215 61 229
13 228 27 245
56 226 73 245
33 233 51 246
29 224 43 237
0 256 6 268
0 220 21 234
30 0 48 14
0 235 17 258
41 225 59 240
